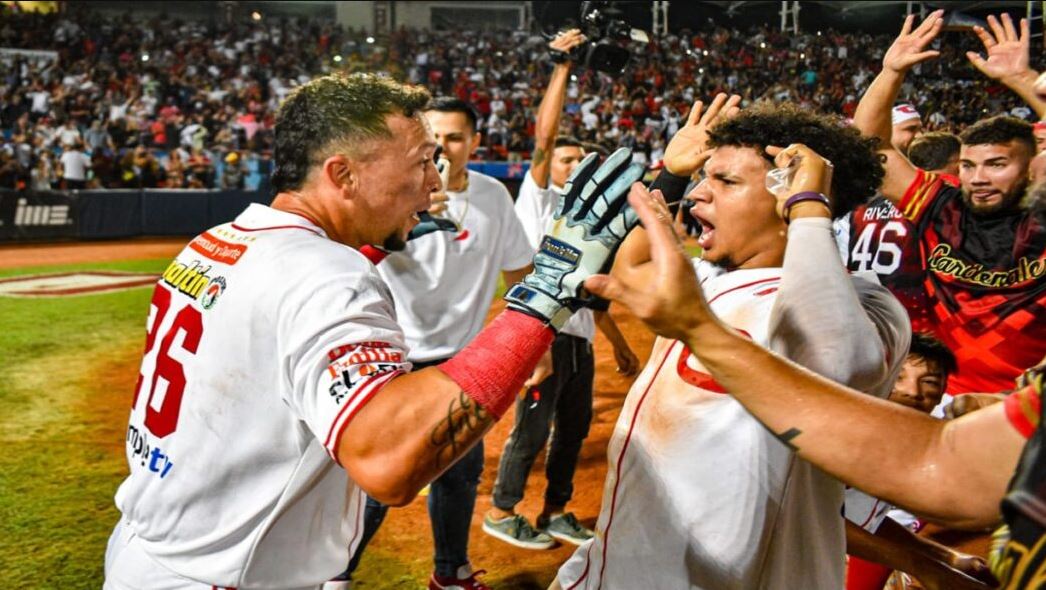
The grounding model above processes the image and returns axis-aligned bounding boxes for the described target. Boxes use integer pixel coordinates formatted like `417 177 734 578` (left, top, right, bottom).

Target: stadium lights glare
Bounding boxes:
703 50 709 56
800 52 806 59
759 42 766 49
699 67 704 73
366 36 375 44
333 55 343 63
251 11 262 21
141 54 149 62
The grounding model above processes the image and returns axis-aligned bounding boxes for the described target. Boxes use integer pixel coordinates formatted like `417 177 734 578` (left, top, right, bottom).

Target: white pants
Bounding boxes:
104 519 319 590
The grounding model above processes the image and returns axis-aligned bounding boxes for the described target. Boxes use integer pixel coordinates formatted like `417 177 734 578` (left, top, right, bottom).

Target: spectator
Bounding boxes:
164 149 187 189
221 151 246 190
853 11 1046 395
30 151 56 190
118 145 162 188
906 131 961 175
58 140 91 189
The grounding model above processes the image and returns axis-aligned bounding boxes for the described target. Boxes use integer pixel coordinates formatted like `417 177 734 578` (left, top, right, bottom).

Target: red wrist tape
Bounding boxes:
438 310 555 418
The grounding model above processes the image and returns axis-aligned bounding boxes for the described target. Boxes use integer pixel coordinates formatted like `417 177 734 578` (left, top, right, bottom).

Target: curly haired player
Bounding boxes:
553 97 910 589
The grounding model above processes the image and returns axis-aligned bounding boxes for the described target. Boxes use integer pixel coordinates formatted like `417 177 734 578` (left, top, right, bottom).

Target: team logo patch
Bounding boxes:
199 277 226 309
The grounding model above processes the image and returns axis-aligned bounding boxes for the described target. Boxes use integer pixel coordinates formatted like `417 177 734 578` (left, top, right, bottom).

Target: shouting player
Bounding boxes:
553 97 910 588
589 172 1046 590
102 73 644 589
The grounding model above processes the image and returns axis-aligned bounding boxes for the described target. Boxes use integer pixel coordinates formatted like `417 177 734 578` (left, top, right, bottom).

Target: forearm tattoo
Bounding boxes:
777 427 802 452
429 391 493 469
532 147 548 168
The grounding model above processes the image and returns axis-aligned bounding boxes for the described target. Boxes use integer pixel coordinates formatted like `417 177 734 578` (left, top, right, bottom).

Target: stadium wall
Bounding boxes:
0 161 526 242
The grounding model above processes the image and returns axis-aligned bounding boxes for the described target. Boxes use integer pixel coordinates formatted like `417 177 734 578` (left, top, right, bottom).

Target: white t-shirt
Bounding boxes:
378 170 532 361
513 172 596 340
59 150 91 181
558 258 908 590
112 204 411 588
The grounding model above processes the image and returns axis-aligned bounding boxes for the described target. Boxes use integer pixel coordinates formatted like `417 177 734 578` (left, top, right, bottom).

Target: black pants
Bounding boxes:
492 333 594 511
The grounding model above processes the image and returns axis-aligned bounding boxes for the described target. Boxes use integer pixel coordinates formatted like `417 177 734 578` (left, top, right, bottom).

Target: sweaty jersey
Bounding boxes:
900 170 1046 394
558 261 908 590
112 204 412 588
835 196 932 333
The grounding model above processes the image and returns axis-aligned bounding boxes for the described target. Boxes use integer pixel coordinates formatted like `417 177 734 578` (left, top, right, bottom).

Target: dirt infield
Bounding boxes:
0 237 186 269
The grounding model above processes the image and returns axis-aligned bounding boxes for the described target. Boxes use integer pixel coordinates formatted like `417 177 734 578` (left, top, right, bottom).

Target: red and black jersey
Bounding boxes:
901 169 1046 395
839 195 932 334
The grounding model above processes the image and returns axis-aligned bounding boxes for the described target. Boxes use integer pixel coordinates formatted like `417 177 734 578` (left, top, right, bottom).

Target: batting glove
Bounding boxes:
505 148 644 330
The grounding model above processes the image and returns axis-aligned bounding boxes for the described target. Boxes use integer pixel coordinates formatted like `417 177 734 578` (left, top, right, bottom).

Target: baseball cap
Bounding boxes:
892 104 921 126
1033 121 1046 132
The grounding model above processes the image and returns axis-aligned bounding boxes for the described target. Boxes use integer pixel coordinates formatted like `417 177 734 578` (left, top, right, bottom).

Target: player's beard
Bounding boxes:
962 178 1029 216
382 231 407 252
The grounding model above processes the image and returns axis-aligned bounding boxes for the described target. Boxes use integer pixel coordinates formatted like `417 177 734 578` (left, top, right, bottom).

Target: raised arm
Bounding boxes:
530 29 586 189
612 94 738 273
967 14 1046 120
853 10 943 202
584 186 1026 530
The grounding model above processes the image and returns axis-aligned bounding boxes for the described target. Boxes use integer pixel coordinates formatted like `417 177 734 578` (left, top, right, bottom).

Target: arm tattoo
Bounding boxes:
532 147 548 168
429 391 493 469
777 427 802 452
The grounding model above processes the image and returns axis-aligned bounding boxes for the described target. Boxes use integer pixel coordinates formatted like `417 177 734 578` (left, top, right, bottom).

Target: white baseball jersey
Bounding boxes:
513 172 596 341
108 204 412 588
378 170 532 361
845 488 893 534
558 259 909 590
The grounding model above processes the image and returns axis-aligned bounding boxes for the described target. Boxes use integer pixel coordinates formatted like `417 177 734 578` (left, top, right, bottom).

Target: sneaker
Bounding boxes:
538 512 594 546
481 513 556 549
428 568 491 590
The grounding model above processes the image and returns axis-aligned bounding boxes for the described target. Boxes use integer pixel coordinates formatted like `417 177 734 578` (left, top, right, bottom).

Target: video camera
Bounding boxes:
572 1 649 76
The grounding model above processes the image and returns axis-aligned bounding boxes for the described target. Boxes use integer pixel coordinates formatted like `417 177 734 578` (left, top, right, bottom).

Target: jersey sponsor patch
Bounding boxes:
326 342 408 405
188 230 249 265
161 259 226 306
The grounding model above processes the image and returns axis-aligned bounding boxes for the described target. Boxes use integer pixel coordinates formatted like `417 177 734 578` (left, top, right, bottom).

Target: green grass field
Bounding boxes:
0 259 167 587
0 244 701 588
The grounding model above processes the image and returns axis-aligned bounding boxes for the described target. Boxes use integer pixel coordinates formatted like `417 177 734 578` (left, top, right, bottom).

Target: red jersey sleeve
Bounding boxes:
1004 383 1042 440
898 168 948 226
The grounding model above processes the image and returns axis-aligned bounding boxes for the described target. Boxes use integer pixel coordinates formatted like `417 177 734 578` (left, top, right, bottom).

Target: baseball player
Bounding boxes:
553 98 911 589
329 97 535 590
102 73 645 589
586 167 1046 590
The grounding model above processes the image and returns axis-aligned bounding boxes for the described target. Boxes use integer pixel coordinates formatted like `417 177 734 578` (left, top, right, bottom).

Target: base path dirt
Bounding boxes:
0 237 186 269
351 300 656 588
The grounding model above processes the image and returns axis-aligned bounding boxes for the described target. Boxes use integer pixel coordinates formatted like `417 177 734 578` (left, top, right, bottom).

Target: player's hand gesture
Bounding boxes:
967 14 1034 84
549 29 586 62
613 343 640 376
883 10 944 74
765 144 834 220
662 94 741 177
584 183 716 343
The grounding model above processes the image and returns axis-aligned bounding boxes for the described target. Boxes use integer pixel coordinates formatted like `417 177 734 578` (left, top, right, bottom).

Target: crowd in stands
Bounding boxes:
0 5 1039 190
